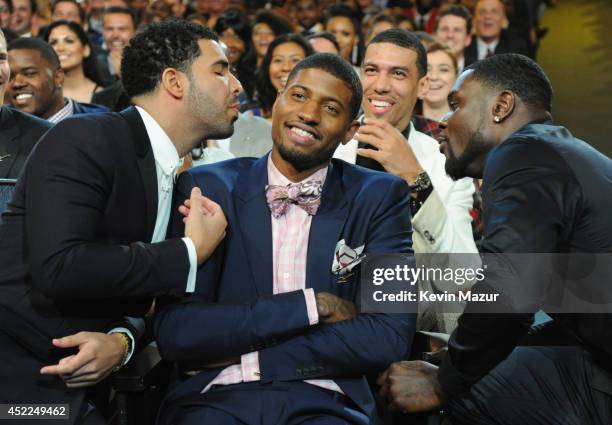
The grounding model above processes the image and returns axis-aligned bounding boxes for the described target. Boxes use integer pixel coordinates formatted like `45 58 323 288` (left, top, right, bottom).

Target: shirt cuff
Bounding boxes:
241 352 261 382
108 327 135 365
303 288 319 325
182 237 197 293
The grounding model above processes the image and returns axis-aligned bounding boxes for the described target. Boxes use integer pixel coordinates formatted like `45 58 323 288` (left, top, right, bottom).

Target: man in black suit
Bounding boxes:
0 30 51 179
380 54 612 424
0 19 239 424
463 0 530 66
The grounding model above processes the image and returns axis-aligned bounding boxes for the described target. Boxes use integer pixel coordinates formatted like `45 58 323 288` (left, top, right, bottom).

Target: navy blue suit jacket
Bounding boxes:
155 156 416 421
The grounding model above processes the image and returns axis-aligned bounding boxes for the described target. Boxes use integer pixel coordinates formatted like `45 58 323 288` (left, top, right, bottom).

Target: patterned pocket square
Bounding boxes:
332 239 365 279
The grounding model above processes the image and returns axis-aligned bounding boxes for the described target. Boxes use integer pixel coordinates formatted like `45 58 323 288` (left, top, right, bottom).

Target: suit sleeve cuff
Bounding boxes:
303 288 319 325
411 190 446 247
241 351 261 382
109 327 135 365
182 237 197 293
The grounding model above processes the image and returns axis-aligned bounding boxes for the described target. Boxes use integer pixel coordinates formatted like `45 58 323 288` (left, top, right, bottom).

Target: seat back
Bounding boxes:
0 179 17 218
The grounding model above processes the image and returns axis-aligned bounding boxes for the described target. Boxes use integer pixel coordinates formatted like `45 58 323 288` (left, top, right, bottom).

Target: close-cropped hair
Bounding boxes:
286 52 363 121
8 37 60 70
103 6 137 29
435 4 472 34
368 28 428 78
51 0 85 24
466 53 553 112
121 19 219 98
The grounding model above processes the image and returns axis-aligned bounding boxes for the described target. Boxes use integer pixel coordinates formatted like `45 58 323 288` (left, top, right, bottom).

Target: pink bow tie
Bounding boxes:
265 181 323 218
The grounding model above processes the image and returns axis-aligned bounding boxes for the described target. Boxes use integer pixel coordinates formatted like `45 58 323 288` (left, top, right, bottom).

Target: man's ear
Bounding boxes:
342 119 360 145
54 67 65 88
160 68 186 99
417 74 429 100
464 34 472 48
492 90 515 123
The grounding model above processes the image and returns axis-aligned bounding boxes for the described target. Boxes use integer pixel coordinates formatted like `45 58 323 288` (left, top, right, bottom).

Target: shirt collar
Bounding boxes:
477 37 499 54
48 98 74 124
135 105 180 177
267 153 328 187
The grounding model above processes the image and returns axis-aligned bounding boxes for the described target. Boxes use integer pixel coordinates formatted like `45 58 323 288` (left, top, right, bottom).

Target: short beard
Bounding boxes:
276 139 338 172
187 74 237 142
445 129 490 180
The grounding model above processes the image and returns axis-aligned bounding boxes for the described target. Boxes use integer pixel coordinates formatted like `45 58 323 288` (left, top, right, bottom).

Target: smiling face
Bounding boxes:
52 1 83 24
10 0 32 35
361 42 424 132
7 48 64 118
424 49 457 106
296 0 319 30
252 22 275 60
269 41 307 91
103 12 136 54
219 27 246 65
475 0 505 42
439 70 495 179
325 16 357 62
48 25 90 72
435 14 471 57
271 67 356 175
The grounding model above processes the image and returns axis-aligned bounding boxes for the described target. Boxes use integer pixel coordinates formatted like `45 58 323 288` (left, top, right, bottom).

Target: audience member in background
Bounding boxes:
102 6 136 79
422 43 457 122
146 0 171 24
295 0 322 35
413 30 436 49
43 20 105 103
365 12 396 44
165 0 192 19
9 0 34 36
205 0 229 28
84 0 104 33
406 0 440 33
251 33 314 120
434 4 472 72
49 0 104 47
0 20 233 424
0 29 51 179
213 8 251 88
464 0 530 66
396 15 416 32
325 4 364 67
381 53 612 425
0 0 11 28
6 37 108 122
308 31 340 54
91 7 136 111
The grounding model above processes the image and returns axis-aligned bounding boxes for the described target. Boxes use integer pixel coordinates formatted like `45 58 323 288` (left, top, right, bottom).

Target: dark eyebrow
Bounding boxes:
211 59 229 69
291 84 346 111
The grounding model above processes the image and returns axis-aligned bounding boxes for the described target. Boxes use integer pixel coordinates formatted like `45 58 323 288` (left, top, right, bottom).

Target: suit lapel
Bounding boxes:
306 162 349 293
0 108 24 178
233 156 273 296
119 107 158 240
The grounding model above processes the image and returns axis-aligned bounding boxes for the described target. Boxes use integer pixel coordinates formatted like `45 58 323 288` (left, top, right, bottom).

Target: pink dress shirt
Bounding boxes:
202 155 342 394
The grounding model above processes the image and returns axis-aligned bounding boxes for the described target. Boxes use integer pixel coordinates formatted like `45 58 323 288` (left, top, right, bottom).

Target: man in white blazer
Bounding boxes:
334 29 477 332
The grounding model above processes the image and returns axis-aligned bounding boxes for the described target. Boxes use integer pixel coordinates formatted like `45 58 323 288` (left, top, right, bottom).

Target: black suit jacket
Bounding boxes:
464 29 531 67
0 107 190 421
0 106 52 179
438 122 612 397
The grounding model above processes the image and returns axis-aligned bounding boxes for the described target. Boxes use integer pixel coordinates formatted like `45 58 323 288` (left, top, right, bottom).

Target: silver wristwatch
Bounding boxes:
409 171 432 193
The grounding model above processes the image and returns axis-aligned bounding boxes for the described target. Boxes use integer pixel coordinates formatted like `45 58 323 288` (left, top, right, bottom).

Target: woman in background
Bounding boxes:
422 43 458 122
325 4 364 67
44 20 105 103
250 33 314 120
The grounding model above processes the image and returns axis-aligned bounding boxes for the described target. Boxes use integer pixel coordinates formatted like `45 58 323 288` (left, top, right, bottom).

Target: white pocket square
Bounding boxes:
332 239 365 276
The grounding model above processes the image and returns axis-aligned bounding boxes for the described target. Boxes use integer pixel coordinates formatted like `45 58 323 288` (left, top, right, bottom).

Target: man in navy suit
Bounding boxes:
154 53 416 424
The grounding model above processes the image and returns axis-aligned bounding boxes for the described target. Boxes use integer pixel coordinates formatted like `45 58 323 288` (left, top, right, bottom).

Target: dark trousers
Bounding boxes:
172 381 370 425
448 346 612 425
